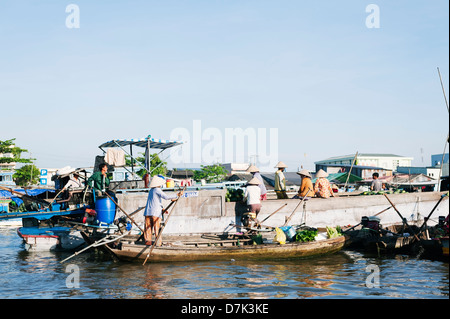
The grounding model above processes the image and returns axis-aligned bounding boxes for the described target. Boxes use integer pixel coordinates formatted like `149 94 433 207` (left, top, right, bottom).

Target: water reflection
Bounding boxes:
0 227 448 299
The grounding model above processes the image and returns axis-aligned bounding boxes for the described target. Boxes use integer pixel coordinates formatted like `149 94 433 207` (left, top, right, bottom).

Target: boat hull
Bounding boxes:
17 227 85 251
111 235 346 263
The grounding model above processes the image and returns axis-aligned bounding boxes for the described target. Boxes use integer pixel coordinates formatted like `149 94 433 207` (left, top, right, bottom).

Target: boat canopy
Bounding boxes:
98 136 182 150
98 135 183 175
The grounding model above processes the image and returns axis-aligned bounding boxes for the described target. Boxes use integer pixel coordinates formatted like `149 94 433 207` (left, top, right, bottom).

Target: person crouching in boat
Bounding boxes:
293 169 314 199
242 177 262 228
314 169 335 199
143 176 178 246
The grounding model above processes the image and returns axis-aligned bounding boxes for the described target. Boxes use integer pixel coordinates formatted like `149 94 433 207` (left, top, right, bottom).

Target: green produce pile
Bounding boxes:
326 226 342 239
361 189 406 196
295 229 318 242
225 188 244 202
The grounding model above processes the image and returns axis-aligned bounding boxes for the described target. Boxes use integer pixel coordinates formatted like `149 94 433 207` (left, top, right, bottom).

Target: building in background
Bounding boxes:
315 153 413 174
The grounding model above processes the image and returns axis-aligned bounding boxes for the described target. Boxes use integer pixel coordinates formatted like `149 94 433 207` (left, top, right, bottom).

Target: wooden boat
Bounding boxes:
344 217 423 255
107 233 346 263
415 215 449 261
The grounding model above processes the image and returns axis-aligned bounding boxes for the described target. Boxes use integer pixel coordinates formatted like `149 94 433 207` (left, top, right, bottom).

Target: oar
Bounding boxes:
416 192 449 236
383 194 420 241
282 189 311 227
104 192 145 234
343 206 392 233
260 203 288 224
142 186 186 266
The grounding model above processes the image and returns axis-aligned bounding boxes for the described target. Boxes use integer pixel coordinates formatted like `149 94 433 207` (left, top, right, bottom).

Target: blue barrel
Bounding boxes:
95 197 116 225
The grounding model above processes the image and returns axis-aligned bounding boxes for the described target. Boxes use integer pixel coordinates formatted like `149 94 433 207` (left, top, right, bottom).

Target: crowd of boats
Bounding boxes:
0 136 448 264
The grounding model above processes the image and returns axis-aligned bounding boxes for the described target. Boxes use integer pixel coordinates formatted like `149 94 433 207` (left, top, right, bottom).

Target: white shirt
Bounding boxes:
144 187 177 218
64 177 83 189
244 185 261 205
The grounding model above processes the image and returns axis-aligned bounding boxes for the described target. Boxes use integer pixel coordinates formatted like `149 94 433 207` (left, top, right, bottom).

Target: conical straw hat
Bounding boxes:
297 169 312 178
247 177 261 185
149 176 166 188
247 165 260 173
315 169 329 178
274 161 288 168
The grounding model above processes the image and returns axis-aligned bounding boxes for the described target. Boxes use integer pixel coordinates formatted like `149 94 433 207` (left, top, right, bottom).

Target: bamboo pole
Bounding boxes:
282 189 311 227
104 192 145 234
344 151 358 192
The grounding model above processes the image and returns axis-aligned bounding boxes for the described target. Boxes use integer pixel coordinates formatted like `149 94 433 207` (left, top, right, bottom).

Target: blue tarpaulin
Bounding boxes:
0 189 55 206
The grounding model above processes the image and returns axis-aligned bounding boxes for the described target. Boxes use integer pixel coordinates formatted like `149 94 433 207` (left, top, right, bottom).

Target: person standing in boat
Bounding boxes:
87 163 110 197
143 176 178 246
294 169 314 199
247 165 267 200
243 177 262 228
371 172 382 192
314 169 335 199
274 161 288 199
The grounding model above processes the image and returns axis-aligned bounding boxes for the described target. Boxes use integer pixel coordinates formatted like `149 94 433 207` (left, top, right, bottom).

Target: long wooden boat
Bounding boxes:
108 234 346 263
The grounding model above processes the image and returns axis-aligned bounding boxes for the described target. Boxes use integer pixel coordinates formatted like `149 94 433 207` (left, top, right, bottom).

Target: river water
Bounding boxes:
0 227 448 300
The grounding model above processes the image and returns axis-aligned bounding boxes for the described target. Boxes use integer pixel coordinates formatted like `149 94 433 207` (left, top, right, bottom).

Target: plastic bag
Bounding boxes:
274 227 286 245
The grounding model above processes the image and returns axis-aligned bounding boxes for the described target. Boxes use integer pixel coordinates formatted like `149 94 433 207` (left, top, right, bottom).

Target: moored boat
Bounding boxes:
107 233 346 263
17 226 85 251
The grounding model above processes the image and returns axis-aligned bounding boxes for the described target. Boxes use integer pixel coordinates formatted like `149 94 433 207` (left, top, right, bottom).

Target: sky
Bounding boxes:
0 0 448 172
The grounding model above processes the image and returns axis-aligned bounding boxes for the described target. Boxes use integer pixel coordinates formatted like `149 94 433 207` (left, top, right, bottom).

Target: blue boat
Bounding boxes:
0 184 90 251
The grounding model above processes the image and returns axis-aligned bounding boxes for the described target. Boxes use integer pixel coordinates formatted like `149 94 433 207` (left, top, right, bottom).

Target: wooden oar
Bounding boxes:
142 186 186 266
260 203 288 224
104 192 145 234
282 189 311 227
416 192 449 237
383 194 420 241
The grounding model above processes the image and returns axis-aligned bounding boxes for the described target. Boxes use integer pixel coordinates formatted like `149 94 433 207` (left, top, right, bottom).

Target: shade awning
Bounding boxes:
98 136 183 150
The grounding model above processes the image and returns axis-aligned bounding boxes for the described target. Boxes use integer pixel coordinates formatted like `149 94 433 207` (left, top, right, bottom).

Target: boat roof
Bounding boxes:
98 136 183 150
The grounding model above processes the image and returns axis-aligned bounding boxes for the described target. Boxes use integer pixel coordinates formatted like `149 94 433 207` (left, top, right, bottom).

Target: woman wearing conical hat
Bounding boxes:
314 169 335 199
294 169 314 199
143 176 179 246
247 164 267 200
243 177 262 227
274 161 288 199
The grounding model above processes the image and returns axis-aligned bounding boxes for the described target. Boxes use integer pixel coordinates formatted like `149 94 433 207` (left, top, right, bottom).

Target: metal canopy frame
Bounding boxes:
98 135 183 176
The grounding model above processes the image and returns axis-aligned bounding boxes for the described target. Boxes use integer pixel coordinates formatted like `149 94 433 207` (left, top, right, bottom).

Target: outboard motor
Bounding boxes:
361 216 381 231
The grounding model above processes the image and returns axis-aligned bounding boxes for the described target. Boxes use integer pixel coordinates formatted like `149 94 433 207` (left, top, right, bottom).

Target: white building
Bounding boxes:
315 153 413 172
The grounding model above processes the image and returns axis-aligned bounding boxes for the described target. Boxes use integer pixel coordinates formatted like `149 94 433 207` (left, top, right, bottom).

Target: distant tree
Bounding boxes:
125 153 167 177
0 138 33 167
193 164 228 183
13 164 40 186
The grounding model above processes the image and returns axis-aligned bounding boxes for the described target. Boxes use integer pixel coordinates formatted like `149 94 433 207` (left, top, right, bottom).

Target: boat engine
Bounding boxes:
361 216 381 231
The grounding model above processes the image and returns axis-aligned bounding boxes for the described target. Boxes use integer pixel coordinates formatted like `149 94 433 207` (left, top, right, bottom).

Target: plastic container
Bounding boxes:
166 179 175 188
95 197 116 225
280 226 296 242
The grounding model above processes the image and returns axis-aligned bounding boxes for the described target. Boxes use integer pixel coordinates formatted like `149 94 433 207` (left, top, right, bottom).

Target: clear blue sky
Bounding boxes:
1 0 448 171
